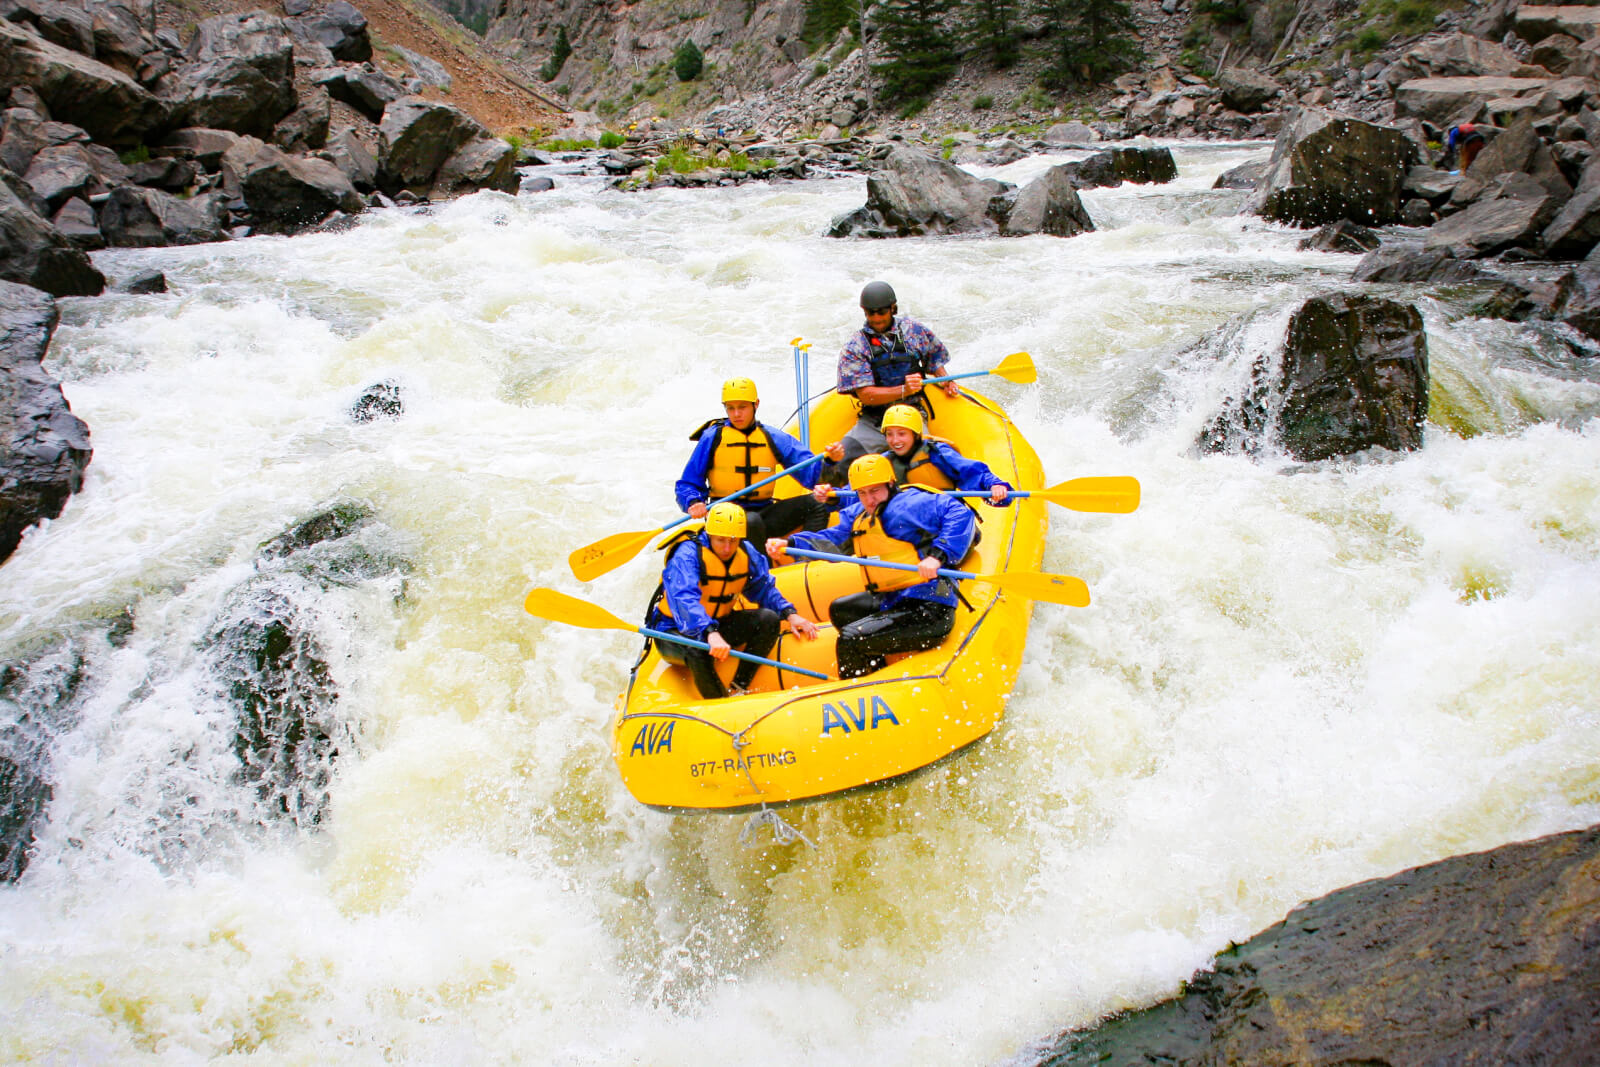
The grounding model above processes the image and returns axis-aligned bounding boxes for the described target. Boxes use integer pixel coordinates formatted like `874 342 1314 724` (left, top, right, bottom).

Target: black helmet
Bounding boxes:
859 280 896 311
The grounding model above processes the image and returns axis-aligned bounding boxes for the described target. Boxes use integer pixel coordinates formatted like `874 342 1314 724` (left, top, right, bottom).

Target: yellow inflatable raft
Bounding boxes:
611 385 1048 813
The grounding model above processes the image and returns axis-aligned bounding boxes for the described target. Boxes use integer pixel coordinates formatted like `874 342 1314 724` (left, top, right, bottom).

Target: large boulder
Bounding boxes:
1216 66 1283 113
1198 293 1428 462
21 140 128 211
377 95 480 194
1033 824 1600 1067
828 144 1013 237
0 177 103 295
1393 76 1552 126
313 63 405 122
1056 146 1177 189
1515 4 1600 43
1247 109 1419 227
0 279 91 565
221 136 364 234
1383 31 1526 85
1427 174 1566 257
287 0 371 63
429 136 518 199
96 185 227 247
0 19 167 144
1541 152 1600 257
1004 164 1096 237
158 11 297 138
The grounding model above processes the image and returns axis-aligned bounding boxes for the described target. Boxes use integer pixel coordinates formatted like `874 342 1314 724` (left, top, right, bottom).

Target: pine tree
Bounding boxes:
540 26 571 83
1036 0 1143 88
871 0 959 105
964 0 1022 70
674 38 704 82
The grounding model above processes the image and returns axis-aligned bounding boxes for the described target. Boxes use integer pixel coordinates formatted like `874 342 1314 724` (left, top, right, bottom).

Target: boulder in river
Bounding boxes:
1247 108 1419 228
1033 822 1600 1066
828 145 1095 239
1198 292 1429 462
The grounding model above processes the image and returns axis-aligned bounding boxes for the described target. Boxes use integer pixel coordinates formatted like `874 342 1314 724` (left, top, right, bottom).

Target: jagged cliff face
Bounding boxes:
485 0 819 121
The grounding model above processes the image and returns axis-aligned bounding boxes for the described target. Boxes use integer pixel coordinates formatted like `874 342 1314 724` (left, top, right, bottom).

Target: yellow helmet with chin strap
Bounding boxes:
880 404 924 436
721 377 759 404
848 454 895 492
704 502 748 539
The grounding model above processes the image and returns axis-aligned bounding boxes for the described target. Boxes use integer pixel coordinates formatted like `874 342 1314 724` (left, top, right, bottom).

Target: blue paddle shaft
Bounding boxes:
831 488 1022 500
923 369 985 384
784 545 975 582
640 627 829 680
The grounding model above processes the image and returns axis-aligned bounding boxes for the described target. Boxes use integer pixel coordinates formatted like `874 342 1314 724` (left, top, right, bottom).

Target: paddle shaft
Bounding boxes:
641 627 829 679
661 450 829 536
923 369 992 384
785 545 984 583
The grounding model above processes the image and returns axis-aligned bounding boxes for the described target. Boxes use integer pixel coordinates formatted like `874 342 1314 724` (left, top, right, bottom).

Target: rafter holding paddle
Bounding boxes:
524 588 829 680
924 351 1036 386
779 546 1091 607
567 452 827 582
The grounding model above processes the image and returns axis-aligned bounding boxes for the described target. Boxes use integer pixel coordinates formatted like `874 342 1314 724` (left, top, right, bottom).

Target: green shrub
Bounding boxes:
599 130 625 149
118 144 152 165
973 93 994 110
674 38 704 81
814 62 830 77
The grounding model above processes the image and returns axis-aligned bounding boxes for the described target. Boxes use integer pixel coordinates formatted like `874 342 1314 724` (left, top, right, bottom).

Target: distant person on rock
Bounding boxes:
676 376 840 545
1445 123 1489 173
831 280 962 478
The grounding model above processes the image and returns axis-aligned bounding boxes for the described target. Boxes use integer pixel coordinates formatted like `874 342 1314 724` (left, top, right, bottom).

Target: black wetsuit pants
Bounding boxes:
657 607 781 699
828 592 957 680
742 495 828 544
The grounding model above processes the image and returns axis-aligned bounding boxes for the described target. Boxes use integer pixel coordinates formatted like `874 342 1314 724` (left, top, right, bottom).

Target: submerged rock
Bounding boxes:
1033 823 1600 1066
0 638 87 883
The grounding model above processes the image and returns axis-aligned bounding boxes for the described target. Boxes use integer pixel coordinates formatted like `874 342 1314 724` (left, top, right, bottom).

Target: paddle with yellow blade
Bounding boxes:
832 475 1142 514
524 588 830 680
780 547 1091 607
947 475 1140 513
923 351 1037 386
567 452 827 582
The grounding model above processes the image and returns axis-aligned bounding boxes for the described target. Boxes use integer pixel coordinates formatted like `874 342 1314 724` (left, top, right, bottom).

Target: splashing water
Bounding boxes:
2 143 1598 1064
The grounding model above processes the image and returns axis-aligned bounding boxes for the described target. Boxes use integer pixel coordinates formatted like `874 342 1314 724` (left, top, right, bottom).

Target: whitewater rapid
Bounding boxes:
2 142 1598 1064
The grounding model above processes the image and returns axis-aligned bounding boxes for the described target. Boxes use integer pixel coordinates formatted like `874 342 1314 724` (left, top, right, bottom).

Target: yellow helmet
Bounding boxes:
704 502 747 539
880 404 924 436
848 454 895 492
721 377 759 404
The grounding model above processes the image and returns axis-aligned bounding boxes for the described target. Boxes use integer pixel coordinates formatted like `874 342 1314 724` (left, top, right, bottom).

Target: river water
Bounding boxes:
3 142 1598 1063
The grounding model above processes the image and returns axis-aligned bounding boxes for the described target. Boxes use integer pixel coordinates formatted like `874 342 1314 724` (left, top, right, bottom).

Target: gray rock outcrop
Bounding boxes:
0 176 104 295
1034 823 1600 1066
0 279 91 564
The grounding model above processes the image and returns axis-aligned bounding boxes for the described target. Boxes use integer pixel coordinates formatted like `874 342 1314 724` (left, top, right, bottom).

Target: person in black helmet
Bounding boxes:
831 280 962 478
